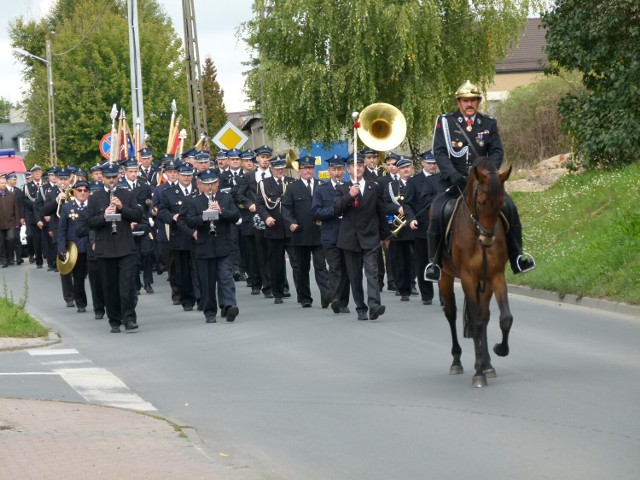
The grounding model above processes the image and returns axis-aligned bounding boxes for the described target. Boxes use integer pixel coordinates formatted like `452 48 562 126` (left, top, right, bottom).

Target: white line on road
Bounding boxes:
27 349 79 356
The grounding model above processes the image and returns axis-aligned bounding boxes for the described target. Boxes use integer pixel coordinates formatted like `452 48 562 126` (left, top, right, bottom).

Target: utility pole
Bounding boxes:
182 0 207 143
45 39 57 166
127 0 145 146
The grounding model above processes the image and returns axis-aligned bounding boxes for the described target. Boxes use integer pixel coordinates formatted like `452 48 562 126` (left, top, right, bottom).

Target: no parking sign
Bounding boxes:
99 133 112 160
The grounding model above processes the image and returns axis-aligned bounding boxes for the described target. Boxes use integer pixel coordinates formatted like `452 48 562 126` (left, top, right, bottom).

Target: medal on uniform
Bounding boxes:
466 118 473 132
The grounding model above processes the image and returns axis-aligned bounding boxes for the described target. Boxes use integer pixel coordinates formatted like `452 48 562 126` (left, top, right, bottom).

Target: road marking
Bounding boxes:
0 372 58 376
54 368 157 412
40 359 92 366
27 349 79 356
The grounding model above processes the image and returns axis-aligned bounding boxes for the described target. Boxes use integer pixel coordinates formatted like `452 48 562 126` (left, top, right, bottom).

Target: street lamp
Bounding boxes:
15 39 57 166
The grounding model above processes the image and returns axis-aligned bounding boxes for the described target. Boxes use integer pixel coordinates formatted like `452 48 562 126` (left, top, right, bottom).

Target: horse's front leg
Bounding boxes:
492 276 513 357
440 273 463 374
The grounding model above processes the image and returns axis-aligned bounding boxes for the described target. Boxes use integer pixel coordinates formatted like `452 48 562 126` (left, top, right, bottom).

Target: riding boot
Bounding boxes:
424 231 442 282
503 199 536 274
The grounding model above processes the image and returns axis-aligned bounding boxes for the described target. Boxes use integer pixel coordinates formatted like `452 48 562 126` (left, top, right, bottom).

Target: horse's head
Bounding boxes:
466 157 511 246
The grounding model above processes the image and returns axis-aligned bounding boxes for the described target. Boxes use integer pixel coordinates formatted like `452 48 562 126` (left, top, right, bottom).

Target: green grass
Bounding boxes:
0 278 50 338
508 162 640 304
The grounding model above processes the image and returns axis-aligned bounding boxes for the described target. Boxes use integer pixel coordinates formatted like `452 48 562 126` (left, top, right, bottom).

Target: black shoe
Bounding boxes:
330 299 341 314
400 296 410 302
221 307 227 318
514 254 536 274
410 287 419 296
110 326 121 333
144 284 154 294
173 299 181 305
95 313 104 320
274 298 283 304
66 301 75 308
422 299 433 305
29 256 35 264
283 292 291 298
251 288 261 295
205 316 217 323
183 305 194 312
233 270 241 281
16 258 24 265
197 303 204 311
264 292 274 299
226 306 239 322
301 302 312 308
369 305 386 320
387 283 397 292
77 307 86 313
395 291 401 296
339 307 351 314
321 299 330 309
125 322 139 331
357 312 369 321
1 264 8 269
424 263 441 282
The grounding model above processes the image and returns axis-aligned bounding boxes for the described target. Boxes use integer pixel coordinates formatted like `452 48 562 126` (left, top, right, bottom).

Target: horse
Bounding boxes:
438 157 513 388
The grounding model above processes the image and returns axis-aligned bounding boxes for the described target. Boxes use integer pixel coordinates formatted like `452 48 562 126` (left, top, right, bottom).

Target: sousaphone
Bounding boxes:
56 241 78 275
357 103 407 152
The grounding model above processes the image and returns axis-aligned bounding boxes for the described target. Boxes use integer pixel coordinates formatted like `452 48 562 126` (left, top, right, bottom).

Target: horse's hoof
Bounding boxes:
472 375 488 388
493 343 509 357
450 365 464 375
484 368 497 378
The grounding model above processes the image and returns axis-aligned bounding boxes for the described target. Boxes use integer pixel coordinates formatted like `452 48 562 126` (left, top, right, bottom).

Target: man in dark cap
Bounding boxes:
282 155 331 308
311 154 351 314
137 147 158 185
183 169 240 323
86 164 142 333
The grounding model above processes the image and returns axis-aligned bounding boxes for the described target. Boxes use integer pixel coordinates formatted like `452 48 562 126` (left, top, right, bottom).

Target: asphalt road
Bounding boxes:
2 264 639 480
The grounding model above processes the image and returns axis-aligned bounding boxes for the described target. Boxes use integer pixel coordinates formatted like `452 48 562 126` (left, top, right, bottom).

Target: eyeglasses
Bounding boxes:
74 188 88 192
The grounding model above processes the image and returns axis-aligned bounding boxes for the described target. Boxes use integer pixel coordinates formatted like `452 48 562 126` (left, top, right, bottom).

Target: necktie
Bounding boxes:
277 178 282 189
306 180 312 195
261 172 266 180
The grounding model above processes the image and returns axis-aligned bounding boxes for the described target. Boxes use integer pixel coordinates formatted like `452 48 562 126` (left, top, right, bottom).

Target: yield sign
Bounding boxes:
212 121 248 150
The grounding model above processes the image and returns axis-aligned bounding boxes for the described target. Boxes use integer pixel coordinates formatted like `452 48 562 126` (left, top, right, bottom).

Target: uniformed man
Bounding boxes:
282 155 331 308
86 164 143 333
183 169 240 323
137 147 158 185
57 179 90 313
425 80 536 281
404 150 444 305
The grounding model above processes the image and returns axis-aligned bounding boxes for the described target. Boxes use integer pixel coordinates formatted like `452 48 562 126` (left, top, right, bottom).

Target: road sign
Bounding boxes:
212 121 248 150
99 133 112 160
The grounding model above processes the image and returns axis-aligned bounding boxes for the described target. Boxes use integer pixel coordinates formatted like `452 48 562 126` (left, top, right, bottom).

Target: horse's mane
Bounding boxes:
469 157 502 199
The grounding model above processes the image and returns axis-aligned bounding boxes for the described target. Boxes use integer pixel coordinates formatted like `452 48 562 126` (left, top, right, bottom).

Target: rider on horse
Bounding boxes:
424 80 536 282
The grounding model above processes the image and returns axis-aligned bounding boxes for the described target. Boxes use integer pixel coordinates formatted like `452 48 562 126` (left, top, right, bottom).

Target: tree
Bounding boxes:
201 56 227 139
10 0 188 167
0 98 13 123
241 0 540 152
542 0 640 169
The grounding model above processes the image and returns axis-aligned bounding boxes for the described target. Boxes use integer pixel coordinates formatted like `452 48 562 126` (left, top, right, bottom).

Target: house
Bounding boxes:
488 17 547 101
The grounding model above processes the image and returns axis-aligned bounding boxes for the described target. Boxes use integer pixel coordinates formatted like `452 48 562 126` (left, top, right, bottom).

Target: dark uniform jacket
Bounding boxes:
383 178 414 241
363 166 384 183
334 179 389 252
57 200 89 254
183 191 240 258
86 187 142 258
432 110 503 187
40 185 63 241
256 176 295 240
22 182 39 225
158 184 198 250
403 171 445 239
138 166 158 186
311 181 342 246
282 178 322 247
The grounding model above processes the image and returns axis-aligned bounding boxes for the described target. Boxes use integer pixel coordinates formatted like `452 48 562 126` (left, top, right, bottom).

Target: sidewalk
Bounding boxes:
0 398 226 480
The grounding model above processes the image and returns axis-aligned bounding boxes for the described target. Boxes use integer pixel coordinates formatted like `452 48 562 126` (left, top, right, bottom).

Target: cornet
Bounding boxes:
390 214 407 237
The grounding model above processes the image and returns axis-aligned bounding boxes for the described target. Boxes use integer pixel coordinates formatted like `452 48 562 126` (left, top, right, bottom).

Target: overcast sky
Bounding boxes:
0 0 254 112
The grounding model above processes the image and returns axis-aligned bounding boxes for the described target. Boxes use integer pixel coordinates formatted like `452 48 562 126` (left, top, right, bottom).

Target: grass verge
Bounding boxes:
0 276 50 338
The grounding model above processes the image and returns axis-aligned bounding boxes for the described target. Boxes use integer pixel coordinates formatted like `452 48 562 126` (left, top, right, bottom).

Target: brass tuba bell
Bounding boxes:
357 103 407 152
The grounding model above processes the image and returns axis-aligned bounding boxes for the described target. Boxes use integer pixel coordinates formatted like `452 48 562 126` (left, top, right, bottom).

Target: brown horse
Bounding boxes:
439 157 513 388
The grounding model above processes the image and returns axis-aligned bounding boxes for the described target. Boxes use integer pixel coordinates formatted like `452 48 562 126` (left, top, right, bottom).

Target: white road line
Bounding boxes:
41 359 92 366
28 349 79 356
0 372 58 375
54 368 157 412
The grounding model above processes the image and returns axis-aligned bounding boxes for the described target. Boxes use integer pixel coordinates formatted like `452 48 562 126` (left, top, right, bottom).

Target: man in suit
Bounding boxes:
57 180 90 313
0 175 20 268
137 147 158 185
183 169 241 323
362 148 384 182
311 155 350 314
86 165 142 333
5 173 25 265
218 148 245 280
236 145 273 297
158 163 199 311
282 155 331 309
383 157 415 301
256 155 297 304
404 151 444 305
334 153 390 321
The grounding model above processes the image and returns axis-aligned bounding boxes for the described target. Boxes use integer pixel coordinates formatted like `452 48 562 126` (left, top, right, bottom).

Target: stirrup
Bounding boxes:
424 263 441 282
516 253 536 273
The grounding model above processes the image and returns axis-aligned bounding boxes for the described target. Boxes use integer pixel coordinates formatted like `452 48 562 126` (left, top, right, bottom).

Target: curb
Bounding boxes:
0 331 61 352
508 284 640 319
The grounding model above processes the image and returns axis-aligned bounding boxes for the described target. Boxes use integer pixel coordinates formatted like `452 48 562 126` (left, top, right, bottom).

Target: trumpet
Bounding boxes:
56 186 75 217
390 214 407 237
106 187 121 235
